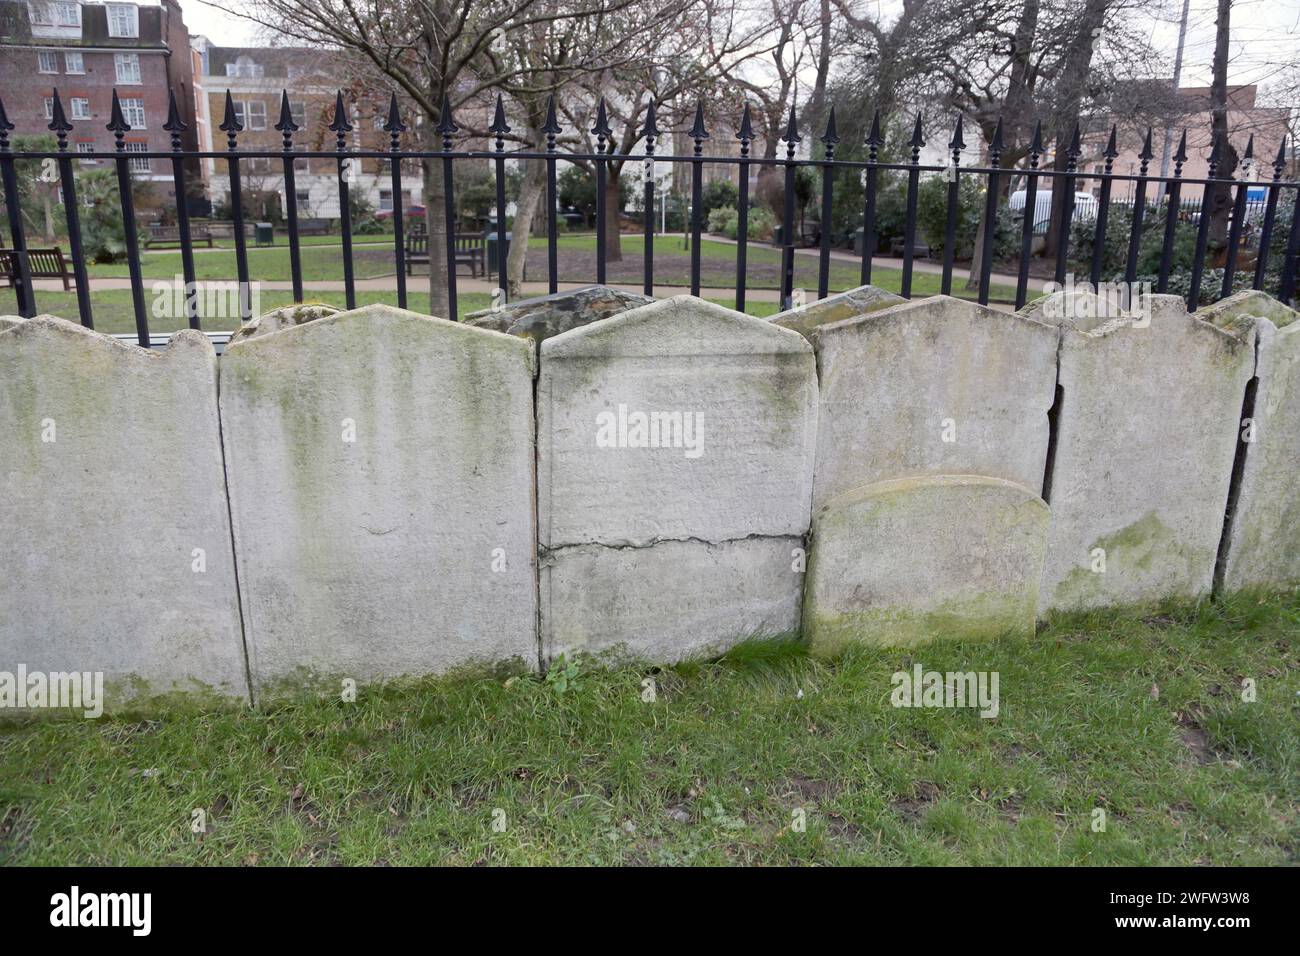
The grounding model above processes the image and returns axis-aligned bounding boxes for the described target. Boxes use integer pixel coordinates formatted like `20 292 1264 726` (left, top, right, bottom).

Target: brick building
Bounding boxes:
0 0 199 189
198 43 427 219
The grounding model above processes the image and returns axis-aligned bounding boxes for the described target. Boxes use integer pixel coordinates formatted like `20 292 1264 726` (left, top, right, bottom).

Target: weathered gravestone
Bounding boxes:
769 283 903 339
0 317 247 710
464 285 653 345
220 304 538 696
1198 291 1300 590
807 295 1059 509
805 475 1049 652
1039 295 1255 612
538 295 818 661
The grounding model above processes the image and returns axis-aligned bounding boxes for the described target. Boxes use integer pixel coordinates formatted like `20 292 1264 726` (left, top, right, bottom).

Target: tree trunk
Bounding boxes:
422 159 451 320
1207 0 1235 248
603 169 623 262
506 156 547 299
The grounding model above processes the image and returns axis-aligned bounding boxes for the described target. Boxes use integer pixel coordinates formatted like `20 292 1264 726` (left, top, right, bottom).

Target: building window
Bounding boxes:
244 100 266 130
28 2 53 25
247 156 272 172
76 141 96 164
38 50 59 73
114 53 141 85
225 55 263 78
290 101 306 129
55 1 79 25
293 146 309 172
378 188 393 211
70 97 90 120
106 4 138 38
124 142 150 174
295 187 311 204
120 97 145 129
64 51 84 73
44 98 54 120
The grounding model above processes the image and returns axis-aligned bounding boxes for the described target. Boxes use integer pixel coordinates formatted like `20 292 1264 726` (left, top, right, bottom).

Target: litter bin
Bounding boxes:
254 222 275 247
485 229 511 279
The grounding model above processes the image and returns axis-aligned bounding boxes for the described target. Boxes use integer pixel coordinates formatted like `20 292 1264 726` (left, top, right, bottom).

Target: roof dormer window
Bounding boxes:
106 3 138 39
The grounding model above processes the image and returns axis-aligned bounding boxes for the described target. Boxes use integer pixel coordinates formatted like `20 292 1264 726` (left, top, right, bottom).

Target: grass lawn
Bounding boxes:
63 232 1018 303
2 590 1296 866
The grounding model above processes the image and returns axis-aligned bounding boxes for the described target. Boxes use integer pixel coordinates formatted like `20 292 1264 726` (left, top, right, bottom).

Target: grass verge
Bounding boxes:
1 590 1296 866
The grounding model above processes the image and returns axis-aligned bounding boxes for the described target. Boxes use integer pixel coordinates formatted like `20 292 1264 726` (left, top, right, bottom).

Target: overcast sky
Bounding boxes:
178 0 1299 91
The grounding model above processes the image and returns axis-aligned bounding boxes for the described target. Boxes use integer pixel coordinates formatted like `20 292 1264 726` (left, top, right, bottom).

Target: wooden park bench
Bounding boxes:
0 246 76 291
404 232 486 278
296 218 332 236
144 223 215 249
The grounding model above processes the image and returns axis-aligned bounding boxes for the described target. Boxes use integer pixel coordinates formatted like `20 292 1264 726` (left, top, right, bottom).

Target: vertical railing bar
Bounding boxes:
219 91 251 324
641 101 657 297
1088 152 1116 291
1188 135 1221 312
1015 122 1043 309
1156 131 1187 294
109 90 149 345
592 98 610 289
276 91 303 304
1277 185 1300 305
735 105 753 312
977 118 1004 306
330 91 356 311
941 116 963 296
384 93 407 311
689 103 707 298
862 111 882 287
901 114 924 300
1052 125 1080 287
1123 128 1154 288
491 94 512 302
1252 141 1287 291
49 90 93 327
439 95 459 320
817 107 837 300
779 105 800 309
0 95 36 318
543 94 560 296
1219 136 1253 301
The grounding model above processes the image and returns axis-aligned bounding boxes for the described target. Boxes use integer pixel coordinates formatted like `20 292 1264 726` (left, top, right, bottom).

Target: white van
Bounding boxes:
1009 189 1099 234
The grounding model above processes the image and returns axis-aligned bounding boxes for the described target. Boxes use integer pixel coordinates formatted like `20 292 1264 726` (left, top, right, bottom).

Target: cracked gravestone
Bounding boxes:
228 303 341 345
537 295 818 661
1198 291 1300 590
1039 295 1255 613
769 283 903 339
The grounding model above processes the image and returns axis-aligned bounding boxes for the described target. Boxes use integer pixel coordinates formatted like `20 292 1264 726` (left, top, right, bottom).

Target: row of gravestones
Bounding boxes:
1 283 1295 711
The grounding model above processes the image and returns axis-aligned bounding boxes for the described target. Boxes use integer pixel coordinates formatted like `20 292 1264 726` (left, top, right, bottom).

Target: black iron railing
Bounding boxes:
1 87 1298 349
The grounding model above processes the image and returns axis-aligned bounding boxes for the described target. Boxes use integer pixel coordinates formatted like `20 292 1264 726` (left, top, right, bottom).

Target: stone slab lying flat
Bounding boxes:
805 475 1049 653
808 295 1058 509
541 537 804 662
769 283 903 339
538 295 818 547
0 317 247 711
220 304 538 696
1039 295 1255 612
1200 292 1300 590
228 304 341 345
464 285 654 344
